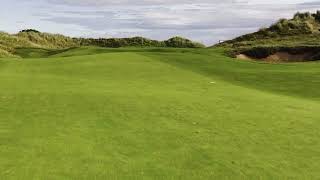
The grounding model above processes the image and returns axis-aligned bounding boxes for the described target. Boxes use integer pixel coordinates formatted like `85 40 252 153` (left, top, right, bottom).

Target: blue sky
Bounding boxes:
0 0 319 45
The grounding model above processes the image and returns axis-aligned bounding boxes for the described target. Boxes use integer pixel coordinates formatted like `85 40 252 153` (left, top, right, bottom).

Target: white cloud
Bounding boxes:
0 0 319 45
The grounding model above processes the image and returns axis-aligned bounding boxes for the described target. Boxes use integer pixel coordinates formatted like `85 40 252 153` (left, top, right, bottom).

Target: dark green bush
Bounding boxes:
314 11 320 22
19 29 40 33
294 12 312 20
164 36 205 48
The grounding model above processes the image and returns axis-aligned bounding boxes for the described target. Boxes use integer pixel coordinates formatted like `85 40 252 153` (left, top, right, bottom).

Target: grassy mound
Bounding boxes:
216 10 320 62
0 31 78 57
78 36 205 48
0 30 205 58
218 11 320 49
0 48 16 58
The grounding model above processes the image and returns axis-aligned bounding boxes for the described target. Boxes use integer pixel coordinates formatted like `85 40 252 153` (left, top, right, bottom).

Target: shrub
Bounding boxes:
19 29 40 33
164 36 205 48
294 12 312 20
314 11 320 22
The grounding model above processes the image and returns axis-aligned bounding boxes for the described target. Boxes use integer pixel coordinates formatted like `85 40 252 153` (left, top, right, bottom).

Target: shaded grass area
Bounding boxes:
0 48 320 179
13 47 196 58
142 48 320 101
13 47 75 58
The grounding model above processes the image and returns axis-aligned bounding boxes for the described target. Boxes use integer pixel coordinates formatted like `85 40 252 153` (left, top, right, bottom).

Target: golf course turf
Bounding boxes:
1 47 320 179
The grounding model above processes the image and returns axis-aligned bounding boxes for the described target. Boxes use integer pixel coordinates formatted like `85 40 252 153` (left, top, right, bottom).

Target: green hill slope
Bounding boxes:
0 47 320 179
218 11 320 49
0 30 205 58
0 31 78 57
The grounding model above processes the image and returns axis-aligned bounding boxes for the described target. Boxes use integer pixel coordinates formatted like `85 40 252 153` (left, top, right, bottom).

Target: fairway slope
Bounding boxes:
0 49 320 179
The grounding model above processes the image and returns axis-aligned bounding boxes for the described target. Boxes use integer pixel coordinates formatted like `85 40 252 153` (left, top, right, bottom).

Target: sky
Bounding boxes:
0 0 320 45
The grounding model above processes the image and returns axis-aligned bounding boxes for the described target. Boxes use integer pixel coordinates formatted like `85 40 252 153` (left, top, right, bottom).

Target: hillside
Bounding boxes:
219 11 320 49
0 30 205 58
0 31 78 57
216 11 320 62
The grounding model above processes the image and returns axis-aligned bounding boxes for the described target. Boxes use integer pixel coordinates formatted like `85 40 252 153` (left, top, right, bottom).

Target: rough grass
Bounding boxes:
217 11 320 51
0 31 205 58
0 47 320 179
0 47 17 58
13 48 74 58
220 34 320 49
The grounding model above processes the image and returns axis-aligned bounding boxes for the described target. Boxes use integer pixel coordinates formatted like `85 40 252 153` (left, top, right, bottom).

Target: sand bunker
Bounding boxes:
236 47 320 62
236 54 252 60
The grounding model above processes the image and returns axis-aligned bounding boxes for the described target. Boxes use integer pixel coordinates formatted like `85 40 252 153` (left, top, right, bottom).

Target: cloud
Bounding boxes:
47 0 319 6
0 0 319 45
48 0 236 6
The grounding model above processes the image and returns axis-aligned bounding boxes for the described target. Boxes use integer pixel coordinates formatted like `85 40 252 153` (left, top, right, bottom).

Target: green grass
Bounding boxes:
1 47 320 179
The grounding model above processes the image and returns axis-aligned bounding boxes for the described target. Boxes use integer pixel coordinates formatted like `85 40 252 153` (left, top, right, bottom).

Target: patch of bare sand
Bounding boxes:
264 52 312 62
236 52 314 62
236 54 252 60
